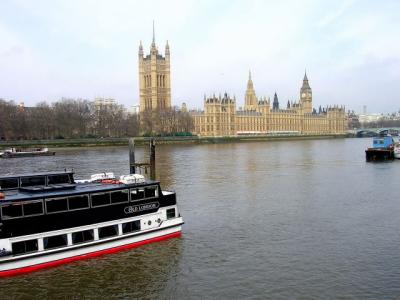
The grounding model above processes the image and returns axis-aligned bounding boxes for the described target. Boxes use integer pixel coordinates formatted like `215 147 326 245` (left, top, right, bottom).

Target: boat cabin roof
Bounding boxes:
0 171 74 179
0 171 75 192
1 180 159 203
0 171 159 203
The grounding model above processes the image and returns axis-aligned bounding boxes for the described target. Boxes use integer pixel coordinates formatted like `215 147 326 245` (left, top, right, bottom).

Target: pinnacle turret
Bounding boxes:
301 71 311 90
247 69 254 90
244 70 257 110
165 40 170 58
151 20 156 47
273 92 279 110
150 21 157 55
139 41 143 56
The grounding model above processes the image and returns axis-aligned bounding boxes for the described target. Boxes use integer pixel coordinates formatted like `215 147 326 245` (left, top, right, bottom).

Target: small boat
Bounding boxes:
0 147 55 158
365 135 395 161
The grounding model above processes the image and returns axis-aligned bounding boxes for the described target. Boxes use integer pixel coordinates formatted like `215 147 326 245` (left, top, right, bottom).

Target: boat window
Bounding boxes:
46 198 68 214
122 220 141 234
167 208 176 219
145 186 158 198
72 229 94 244
98 224 118 239
12 239 38 255
111 189 129 204
48 174 71 185
1 203 23 219
44 234 68 250
23 200 43 216
0 178 19 190
91 193 111 207
130 189 145 201
20 176 46 187
68 195 89 210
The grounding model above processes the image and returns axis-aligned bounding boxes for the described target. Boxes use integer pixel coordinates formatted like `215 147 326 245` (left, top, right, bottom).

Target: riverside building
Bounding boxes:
192 72 346 136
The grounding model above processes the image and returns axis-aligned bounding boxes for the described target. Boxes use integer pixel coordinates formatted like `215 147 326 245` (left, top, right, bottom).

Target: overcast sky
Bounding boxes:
0 0 399 113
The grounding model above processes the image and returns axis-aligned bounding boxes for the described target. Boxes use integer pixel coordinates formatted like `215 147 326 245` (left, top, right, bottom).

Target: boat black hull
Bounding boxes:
365 148 394 162
0 152 56 158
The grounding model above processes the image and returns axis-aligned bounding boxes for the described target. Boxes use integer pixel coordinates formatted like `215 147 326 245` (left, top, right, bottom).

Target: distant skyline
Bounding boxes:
0 0 399 113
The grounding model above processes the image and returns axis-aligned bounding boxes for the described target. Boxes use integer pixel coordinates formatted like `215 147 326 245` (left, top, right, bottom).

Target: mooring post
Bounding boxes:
129 138 136 174
150 138 156 180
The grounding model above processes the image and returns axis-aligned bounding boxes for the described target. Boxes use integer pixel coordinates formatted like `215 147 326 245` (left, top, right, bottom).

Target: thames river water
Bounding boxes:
1 138 400 299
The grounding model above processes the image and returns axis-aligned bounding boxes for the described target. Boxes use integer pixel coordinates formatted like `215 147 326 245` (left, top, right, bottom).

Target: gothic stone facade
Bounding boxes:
138 32 171 112
192 73 346 136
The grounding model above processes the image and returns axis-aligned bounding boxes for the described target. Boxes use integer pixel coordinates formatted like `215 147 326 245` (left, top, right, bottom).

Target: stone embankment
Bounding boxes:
0 134 349 148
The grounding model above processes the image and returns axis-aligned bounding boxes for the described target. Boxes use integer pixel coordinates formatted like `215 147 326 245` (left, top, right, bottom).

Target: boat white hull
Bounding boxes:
0 218 182 277
0 148 55 158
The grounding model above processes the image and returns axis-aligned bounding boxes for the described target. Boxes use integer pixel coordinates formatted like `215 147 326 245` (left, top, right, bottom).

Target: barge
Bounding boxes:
0 148 55 158
0 171 183 276
365 136 395 162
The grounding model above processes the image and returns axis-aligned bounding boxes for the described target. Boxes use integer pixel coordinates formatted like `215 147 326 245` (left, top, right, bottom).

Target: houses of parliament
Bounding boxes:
138 32 347 136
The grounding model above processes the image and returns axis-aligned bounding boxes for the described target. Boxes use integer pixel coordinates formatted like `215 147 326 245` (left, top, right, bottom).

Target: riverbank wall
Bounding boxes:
0 134 349 148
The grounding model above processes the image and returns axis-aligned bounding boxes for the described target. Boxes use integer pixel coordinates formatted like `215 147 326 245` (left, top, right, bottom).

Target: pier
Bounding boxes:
129 138 156 180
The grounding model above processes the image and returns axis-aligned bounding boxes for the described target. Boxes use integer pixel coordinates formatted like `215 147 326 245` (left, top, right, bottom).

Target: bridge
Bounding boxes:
353 128 400 137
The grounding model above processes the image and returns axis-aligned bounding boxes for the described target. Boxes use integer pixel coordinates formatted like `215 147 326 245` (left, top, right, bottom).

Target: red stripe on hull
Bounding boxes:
0 231 181 278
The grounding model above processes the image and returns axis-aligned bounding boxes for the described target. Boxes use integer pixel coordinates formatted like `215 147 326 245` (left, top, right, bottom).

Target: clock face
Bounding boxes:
302 93 306 97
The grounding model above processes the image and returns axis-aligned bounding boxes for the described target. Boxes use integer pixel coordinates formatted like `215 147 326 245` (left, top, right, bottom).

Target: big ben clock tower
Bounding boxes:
300 72 312 113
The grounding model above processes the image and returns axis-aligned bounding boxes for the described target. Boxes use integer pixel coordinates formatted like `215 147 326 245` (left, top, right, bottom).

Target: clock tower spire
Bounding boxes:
300 71 312 113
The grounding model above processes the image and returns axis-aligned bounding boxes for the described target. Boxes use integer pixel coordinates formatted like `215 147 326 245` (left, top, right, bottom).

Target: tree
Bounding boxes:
139 107 194 136
0 98 192 140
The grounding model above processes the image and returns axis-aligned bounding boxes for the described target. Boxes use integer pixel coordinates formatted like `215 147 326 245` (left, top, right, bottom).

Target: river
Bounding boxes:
1 138 400 299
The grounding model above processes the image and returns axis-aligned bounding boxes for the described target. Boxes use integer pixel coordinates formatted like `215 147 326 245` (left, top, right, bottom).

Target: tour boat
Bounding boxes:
0 147 55 158
0 171 183 277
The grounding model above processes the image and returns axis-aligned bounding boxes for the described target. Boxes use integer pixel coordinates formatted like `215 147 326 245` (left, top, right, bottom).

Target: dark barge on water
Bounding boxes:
365 136 395 162
0 170 183 277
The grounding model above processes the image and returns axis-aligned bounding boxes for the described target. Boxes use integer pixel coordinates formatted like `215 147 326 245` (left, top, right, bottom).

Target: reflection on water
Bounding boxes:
0 238 183 299
1 138 400 298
